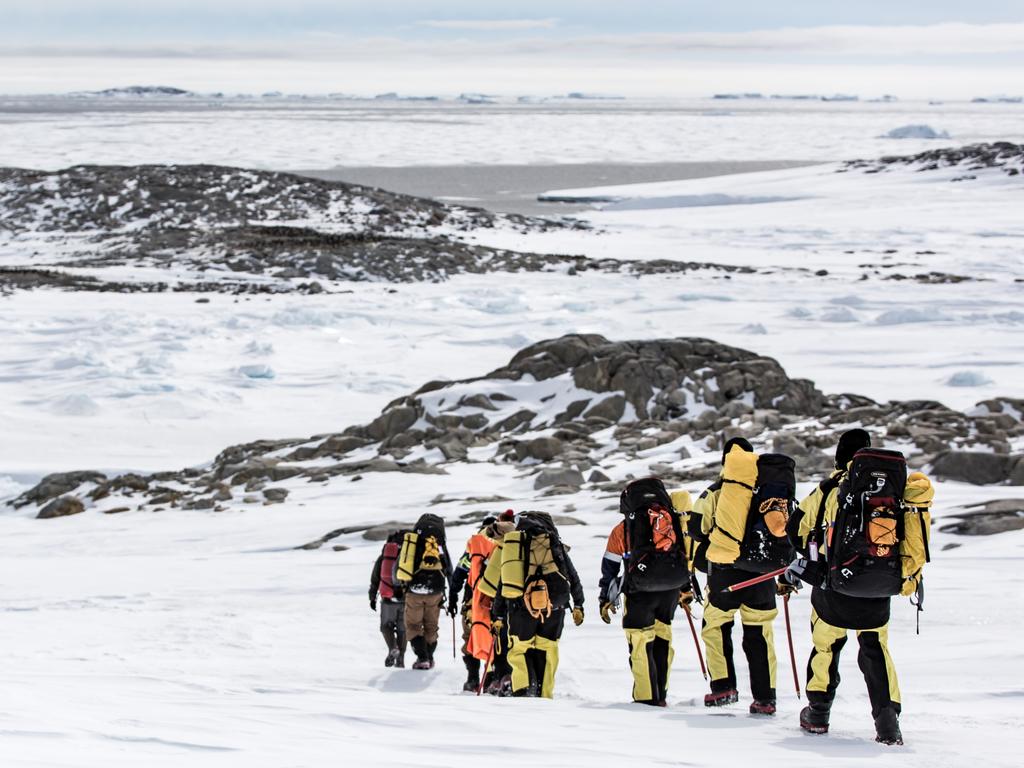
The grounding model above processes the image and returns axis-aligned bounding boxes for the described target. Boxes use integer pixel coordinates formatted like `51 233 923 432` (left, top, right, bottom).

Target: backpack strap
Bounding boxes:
812 474 841 552
916 508 931 563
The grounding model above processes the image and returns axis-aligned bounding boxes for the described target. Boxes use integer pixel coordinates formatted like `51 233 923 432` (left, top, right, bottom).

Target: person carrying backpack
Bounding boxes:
697 437 797 715
396 513 453 670
369 529 408 668
478 511 584 698
448 512 516 692
599 477 692 706
787 429 933 745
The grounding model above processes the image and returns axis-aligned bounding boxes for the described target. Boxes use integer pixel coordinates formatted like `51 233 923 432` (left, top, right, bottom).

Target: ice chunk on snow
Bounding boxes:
741 323 768 335
237 364 275 380
882 125 951 140
821 307 859 323
875 308 944 325
52 393 100 416
946 371 993 387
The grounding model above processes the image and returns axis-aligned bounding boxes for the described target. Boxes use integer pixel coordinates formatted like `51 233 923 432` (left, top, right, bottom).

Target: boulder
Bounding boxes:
13 471 106 508
534 468 585 490
515 437 564 462
263 487 290 503
366 405 418 441
584 395 625 423
931 451 1011 484
37 496 86 519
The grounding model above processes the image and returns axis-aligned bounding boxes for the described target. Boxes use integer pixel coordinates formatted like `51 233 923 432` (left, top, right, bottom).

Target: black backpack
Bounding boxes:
620 477 688 593
733 454 797 574
827 449 908 598
413 513 446 569
516 511 571 610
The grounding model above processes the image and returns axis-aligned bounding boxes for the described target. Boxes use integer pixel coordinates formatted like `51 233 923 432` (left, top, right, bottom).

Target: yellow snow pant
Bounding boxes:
507 605 563 698
623 589 679 703
806 609 901 717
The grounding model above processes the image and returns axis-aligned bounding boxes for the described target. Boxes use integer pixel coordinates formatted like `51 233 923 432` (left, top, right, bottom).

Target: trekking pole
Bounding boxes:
720 566 788 593
783 594 801 698
451 614 457 659
477 637 497 697
683 605 708 680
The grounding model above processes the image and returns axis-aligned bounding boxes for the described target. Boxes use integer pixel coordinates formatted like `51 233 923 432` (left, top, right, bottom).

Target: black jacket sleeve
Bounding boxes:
598 556 621 604
560 545 585 608
369 553 383 599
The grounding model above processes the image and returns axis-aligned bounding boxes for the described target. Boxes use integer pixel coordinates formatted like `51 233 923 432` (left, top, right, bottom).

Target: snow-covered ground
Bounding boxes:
1 467 1022 767
1 99 1023 766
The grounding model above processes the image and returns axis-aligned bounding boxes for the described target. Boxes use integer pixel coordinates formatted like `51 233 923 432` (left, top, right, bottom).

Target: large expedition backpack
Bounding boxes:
378 531 404 599
826 449 908 598
500 511 570 618
733 454 797 574
396 513 446 582
620 477 688 592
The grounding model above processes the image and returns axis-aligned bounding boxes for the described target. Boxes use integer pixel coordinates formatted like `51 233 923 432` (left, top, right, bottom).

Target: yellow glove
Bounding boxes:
905 472 934 508
572 606 584 626
490 618 504 636
678 591 694 609
599 601 616 624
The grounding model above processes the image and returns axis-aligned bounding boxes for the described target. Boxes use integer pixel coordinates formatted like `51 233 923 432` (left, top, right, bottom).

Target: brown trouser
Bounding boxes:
405 592 443 644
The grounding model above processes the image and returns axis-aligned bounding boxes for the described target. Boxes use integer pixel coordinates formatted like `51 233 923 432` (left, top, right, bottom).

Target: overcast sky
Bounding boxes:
3 1 1023 97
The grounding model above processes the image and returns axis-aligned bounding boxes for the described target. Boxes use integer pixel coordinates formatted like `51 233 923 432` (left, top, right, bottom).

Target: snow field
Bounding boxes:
1 466 1022 766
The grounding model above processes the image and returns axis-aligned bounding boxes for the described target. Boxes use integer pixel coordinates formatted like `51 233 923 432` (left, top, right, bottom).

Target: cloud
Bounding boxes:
415 18 558 31
3 22 1023 62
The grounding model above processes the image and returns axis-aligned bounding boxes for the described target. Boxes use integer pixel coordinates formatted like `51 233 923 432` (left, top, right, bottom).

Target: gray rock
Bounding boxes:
13 471 106 508
515 437 564 462
37 495 85 519
931 451 1011 484
588 469 611 483
366 405 418 441
263 487 290 503
772 432 810 457
437 439 468 461
534 468 585 490
584 395 625 423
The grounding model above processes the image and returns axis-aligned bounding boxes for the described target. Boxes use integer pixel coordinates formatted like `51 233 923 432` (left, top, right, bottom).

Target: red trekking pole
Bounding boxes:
683 605 708 680
477 636 497 696
783 594 801 698
720 566 788 593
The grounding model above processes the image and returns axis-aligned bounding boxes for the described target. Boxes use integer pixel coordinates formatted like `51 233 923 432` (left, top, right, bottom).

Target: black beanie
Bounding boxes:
835 429 871 469
721 436 754 465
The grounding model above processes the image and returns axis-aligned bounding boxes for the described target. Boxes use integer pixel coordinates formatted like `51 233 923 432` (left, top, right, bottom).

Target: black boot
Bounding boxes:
462 655 480 692
382 628 397 667
874 707 903 746
426 642 437 670
410 636 430 670
800 702 831 734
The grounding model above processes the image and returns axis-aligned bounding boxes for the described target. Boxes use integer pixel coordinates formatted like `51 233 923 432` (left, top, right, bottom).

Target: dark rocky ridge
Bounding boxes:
0 164 769 290
10 334 1024 519
841 141 1024 177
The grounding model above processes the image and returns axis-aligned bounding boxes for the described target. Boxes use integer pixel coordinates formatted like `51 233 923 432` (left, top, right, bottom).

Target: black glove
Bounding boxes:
777 569 802 596
448 586 460 612
369 595 377 611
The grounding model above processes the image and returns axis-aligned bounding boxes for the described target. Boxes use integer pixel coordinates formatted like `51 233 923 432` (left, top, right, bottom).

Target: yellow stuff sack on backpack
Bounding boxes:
500 531 528 599
900 472 934 596
396 531 419 583
706 446 758 565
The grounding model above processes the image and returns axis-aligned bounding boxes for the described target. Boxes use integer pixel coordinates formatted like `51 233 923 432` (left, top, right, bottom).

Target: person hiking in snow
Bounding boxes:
786 429 933 745
369 529 409 667
598 478 692 706
395 513 452 670
449 511 516 692
477 511 584 698
696 436 798 715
